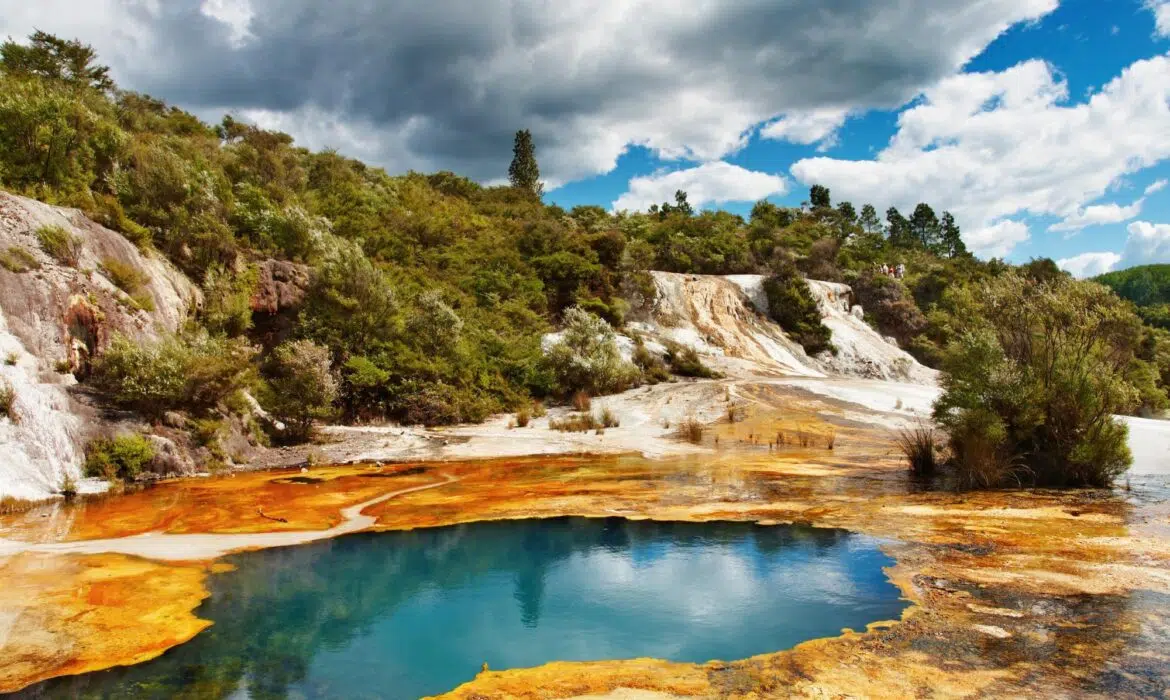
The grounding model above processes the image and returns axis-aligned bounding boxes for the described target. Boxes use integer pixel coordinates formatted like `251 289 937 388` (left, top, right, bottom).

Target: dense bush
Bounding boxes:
932 273 1140 487
85 434 155 481
262 340 338 441
542 306 639 396
91 332 256 417
762 261 834 355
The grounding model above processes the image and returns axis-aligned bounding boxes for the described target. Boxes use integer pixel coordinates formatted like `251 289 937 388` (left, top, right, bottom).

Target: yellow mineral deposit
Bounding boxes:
1 404 1168 697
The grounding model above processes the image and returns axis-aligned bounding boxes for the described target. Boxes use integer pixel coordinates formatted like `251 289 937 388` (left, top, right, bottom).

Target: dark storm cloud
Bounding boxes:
1 0 1058 183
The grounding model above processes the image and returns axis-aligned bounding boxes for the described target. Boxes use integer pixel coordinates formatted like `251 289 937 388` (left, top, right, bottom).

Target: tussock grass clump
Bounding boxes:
726 403 746 423
598 406 619 428
549 412 598 433
515 406 531 427
36 225 82 267
4 352 16 366
571 390 592 412
898 424 938 477
678 416 704 444
531 401 547 418
0 246 40 272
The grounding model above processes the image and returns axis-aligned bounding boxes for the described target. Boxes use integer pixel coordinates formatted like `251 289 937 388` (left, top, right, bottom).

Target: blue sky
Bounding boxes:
547 0 1170 273
1 0 1168 274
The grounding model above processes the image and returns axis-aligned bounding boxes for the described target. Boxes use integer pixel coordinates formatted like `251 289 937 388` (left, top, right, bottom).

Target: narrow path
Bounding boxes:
0 472 459 562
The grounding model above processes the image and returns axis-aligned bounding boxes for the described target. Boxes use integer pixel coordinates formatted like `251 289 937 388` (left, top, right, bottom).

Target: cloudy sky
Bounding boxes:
1 0 1168 273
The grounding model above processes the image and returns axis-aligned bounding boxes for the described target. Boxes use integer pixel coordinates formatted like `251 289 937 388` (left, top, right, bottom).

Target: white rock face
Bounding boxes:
804 280 938 383
0 192 200 501
0 307 89 501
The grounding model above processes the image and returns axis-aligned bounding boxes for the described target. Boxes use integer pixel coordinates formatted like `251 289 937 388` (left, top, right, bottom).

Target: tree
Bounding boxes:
508 129 542 197
265 340 339 441
858 204 882 235
939 212 968 258
0 31 113 91
886 207 914 248
909 203 941 250
933 273 1140 488
836 201 857 224
809 184 831 210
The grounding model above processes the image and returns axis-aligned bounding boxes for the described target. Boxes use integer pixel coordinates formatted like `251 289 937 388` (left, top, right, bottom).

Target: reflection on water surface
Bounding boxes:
20 518 905 699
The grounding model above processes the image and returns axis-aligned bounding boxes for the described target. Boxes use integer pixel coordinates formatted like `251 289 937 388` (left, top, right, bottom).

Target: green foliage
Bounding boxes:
933 273 1140 488
35 224 82 266
508 129 542 197
1 30 113 91
665 342 720 379
91 332 256 417
542 306 639 396
84 434 155 481
262 340 338 441
762 262 834 355
0 246 39 272
1095 264 1170 331
201 265 257 337
100 256 148 293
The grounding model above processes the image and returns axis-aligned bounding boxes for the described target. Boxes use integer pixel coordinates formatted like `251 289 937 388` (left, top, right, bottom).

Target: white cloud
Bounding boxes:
1147 0 1170 37
0 0 1058 185
791 54 1170 259
199 0 253 47
760 109 851 151
1146 179 1169 196
965 219 1031 258
1123 221 1170 266
1049 199 1144 232
1057 251 1122 278
612 162 787 213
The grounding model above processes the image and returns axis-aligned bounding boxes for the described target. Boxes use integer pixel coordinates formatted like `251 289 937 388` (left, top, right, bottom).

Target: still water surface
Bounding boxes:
21 518 905 699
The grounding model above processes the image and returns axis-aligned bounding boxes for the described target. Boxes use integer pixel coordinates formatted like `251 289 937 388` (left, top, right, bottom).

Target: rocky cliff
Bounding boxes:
640 271 936 383
0 193 199 501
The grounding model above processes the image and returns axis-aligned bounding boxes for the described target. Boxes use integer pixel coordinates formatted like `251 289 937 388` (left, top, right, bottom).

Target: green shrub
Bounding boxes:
542 306 639 397
762 261 834 355
632 342 671 384
665 343 720 379
0 246 39 272
201 265 257 337
84 434 155 481
90 331 256 417
262 339 338 441
933 273 1139 488
35 224 82 266
100 256 148 293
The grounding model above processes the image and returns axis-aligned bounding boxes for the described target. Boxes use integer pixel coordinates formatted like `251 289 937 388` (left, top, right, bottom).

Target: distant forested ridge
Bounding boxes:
1096 264 1170 330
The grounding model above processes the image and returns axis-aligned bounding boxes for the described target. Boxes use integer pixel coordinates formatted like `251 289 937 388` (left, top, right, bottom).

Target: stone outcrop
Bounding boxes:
0 192 200 500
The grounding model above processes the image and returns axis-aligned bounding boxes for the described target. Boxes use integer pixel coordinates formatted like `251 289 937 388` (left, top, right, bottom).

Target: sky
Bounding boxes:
1 0 1169 274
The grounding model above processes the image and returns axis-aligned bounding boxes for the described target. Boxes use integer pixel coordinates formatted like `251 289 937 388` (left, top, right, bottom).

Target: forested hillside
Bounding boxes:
1096 264 1170 330
1 31 1168 458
